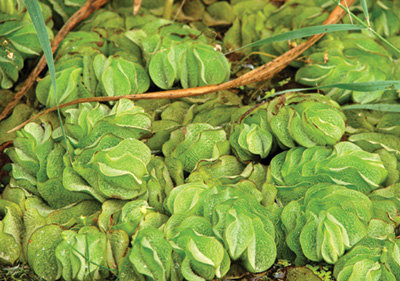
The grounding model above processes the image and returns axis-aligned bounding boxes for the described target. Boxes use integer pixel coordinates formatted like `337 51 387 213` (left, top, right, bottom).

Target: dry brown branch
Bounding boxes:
0 140 12 155
8 0 355 133
133 0 142 15
0 0 110 122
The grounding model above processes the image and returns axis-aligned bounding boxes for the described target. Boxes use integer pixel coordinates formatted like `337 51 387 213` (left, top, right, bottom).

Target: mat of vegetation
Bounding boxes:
1 0 400 280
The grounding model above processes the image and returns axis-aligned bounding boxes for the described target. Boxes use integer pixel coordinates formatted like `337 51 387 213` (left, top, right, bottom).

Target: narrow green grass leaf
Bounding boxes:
359 0 370 27
225 24 366 54
24 1 57 102
23 0 70 156
341 104 400 112
267 81 400 98
69 244 118 272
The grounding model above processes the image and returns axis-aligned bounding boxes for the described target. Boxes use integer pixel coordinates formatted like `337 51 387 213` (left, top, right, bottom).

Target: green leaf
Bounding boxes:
360 0 370 26
45 200 101 227
174 229 230 280
73 136 151 200
149 49 177 89
27 224 64 281
163 123 228 172
164 182 213 216
191 44 230 86
343 103 400 113
6 24 53 57
242 217 276 272
112 200 168 236
295 32 394 103
349 133 400 161
267 93 346 148
99 57 150 96
0 43 24 89
0 200 23 265
165 213 214 241
130 227 172 281
24 0 69 154
224 209 254 260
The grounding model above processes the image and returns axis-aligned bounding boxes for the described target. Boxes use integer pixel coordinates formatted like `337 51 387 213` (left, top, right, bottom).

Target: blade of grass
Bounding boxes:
81 217 93 281
224 24 365 55
266 81 400 98
343 0 354 24
24 0 70 157
359 0 370 27
68 245 118 272
342 104 400 112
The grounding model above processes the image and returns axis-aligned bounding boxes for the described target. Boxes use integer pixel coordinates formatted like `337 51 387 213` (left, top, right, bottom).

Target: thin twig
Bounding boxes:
133 0 142 15
9 0 355 133
0 0 110 122
343 0 354 24
0 140 13 154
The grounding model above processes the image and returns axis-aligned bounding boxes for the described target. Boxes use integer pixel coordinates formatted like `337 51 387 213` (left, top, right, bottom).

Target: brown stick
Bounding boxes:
0 140 13 154
8 0 355 133
133 0 143 15
0 0 110 122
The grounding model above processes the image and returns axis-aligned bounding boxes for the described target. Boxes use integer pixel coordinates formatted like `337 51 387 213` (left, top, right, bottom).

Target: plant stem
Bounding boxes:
163 0 174 20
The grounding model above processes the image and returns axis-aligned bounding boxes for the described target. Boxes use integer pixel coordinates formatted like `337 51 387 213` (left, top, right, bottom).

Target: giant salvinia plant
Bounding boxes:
36 49 150 113
0 199 23 265
269 142 388 204
146 91 241 152
266 93 346 148
61 99 153 200
334 237 400 281
344 109 400 186
186 155 267 191
211 194 277 272
229 104 274 162
58 99 152 148
333 216 400 281
6 99 153 204
130 227 173 281
162 123 230 173
281 183 372 265
223 0 332 55
347 111 400 163
229 92 346 162
164 182 276 273
6 122 92 208
36 8 230 108
127 18 230 89
165 214 231 281
69 135 151 201
368 184 400 225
